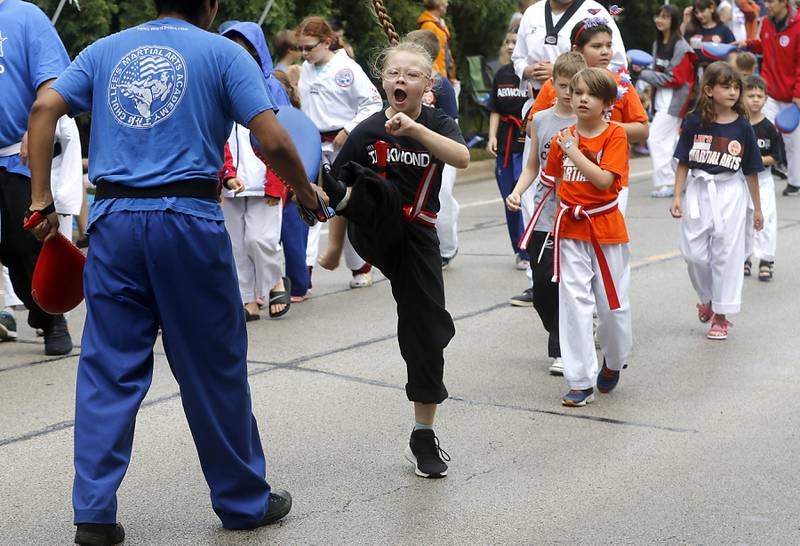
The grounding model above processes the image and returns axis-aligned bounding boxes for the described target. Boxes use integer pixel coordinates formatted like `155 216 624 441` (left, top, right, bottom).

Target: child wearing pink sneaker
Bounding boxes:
670 62 764 340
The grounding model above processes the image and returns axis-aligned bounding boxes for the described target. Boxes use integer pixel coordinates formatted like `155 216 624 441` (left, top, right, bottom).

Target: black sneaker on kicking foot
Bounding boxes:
43 315 72 356
74 523 125 546
405 429 450 478
321 164 347 210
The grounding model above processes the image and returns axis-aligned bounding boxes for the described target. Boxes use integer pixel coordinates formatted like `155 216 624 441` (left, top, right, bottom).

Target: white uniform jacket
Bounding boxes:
298 49 383 135
512 0 628 90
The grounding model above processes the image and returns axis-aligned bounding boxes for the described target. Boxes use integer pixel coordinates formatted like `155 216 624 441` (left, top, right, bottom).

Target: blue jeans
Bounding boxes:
495 152 529 260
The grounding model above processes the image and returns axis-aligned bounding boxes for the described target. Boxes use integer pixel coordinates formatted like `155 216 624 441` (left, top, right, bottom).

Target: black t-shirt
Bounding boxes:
674 112 763 176
752 117 783 165
333 107 466 215
688 24 736 66
489 63 529 154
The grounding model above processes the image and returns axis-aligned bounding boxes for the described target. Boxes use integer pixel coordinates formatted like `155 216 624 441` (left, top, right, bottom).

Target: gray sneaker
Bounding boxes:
509 287 534 307
0 311 17 341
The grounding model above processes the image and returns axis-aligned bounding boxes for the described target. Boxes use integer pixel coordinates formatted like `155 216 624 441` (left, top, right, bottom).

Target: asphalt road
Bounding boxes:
2 156 799 545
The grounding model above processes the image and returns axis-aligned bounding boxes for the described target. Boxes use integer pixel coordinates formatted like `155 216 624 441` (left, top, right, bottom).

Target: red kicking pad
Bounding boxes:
23 211 85 314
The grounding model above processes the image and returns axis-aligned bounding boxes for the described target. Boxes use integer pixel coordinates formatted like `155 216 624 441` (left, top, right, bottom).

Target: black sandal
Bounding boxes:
758 261 773 282
269 277 292 318
744 258 752 277
244 307 260 322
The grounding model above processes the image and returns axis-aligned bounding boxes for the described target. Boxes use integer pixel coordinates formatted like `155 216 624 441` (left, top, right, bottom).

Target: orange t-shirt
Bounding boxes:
544 123 629 244
532 71 645 188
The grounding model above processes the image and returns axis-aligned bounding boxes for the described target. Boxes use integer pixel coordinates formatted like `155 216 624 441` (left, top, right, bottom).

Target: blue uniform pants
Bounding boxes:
495 153 529 261
73 210 270 529
281 201 310 297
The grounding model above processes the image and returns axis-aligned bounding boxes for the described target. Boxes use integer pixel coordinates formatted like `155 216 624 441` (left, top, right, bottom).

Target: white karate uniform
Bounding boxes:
299 50 383 271
222 124 284 303
512 0 627 91
559 240 632 390
680 171 748 315
764 98 799 191
436 164 459 259
648 111 682 188
746 169 778 262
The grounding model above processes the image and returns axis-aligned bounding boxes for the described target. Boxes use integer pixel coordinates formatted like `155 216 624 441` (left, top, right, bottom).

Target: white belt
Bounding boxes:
688 170 740 237
0 143 22 157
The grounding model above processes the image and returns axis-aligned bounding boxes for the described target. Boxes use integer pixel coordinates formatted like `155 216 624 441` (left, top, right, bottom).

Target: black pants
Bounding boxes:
528 230 560 358
0 169 61 329
342 168 454 404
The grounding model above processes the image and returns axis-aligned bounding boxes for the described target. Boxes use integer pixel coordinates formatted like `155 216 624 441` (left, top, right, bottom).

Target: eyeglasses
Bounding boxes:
298 41 322 53
383 68 428 83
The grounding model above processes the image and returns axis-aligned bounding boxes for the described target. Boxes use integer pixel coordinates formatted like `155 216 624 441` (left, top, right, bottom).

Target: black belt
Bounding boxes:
95 179 218 200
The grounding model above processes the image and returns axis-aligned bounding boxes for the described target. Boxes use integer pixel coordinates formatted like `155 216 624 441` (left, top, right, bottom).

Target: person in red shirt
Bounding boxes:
532 18 649 215
543 67 632 407
742 0 800 196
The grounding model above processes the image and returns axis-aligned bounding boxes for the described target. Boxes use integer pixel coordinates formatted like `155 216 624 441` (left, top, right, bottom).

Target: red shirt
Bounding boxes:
747 6 800 102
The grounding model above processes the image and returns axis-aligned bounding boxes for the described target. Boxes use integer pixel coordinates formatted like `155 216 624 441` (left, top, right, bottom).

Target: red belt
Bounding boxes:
374 140 439 229
320 129 343 143
499 115 523 169
552 199 621 310
517 173 555 250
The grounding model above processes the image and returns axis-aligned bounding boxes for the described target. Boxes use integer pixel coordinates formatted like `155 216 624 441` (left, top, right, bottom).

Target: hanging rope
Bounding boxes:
370 0 401 45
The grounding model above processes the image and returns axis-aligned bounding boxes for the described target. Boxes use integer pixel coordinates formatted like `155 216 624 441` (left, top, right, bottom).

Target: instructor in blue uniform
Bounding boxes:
25 1 327 545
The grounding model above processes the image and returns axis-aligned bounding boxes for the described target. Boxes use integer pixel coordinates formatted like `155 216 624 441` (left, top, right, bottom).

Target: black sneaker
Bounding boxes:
43 315 72 356
772 165 788 180
783 184 800 196
74 523 124 546
0 310 17 341
405 429 450 478
250 489 293 527
321 164 347 210
509 287 533 307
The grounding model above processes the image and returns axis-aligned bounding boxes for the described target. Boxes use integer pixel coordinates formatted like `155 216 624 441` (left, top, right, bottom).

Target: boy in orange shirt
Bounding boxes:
534 18 649 216
544 67 632 407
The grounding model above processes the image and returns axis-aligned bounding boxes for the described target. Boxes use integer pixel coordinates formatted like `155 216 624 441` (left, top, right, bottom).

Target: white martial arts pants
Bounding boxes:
436 164 459 259
618 187 630 217
764 98 799 189
680 173 747 315
223 196 283 304
558 239 632 390
745 170 778 262
648 111 682 188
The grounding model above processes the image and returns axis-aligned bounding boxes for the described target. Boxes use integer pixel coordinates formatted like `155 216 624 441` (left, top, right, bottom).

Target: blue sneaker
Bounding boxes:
596 360 620 393
0 310 17 342
562 388 594 407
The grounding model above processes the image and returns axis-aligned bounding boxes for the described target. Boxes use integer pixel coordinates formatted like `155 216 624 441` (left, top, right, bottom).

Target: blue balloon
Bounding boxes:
776 103 800 134
627 49 653 67
701 42 737 60
250 107 322 182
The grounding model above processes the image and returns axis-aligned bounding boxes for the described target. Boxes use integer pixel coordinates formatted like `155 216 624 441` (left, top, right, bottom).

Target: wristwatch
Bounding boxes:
562 139 573 151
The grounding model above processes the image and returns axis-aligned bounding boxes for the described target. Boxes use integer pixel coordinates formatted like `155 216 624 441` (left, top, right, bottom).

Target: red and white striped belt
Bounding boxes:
552 198 621 310
518 173 555 250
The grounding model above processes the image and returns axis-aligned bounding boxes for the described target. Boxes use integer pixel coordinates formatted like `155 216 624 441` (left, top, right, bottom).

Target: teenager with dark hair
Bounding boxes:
683 0 736 68
638 4 698 198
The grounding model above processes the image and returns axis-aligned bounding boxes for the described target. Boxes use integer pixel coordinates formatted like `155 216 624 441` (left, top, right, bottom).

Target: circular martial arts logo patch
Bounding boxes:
107 45 187 129
728 140 742 156
780 35 790 48
335 68 354 88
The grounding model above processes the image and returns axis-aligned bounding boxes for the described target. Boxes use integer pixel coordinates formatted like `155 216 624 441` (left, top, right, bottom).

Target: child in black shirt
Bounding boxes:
324 41 469 479
743 75 782 280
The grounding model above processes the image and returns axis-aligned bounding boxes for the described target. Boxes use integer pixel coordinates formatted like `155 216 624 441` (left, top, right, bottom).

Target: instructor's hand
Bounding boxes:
26 207 59 242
